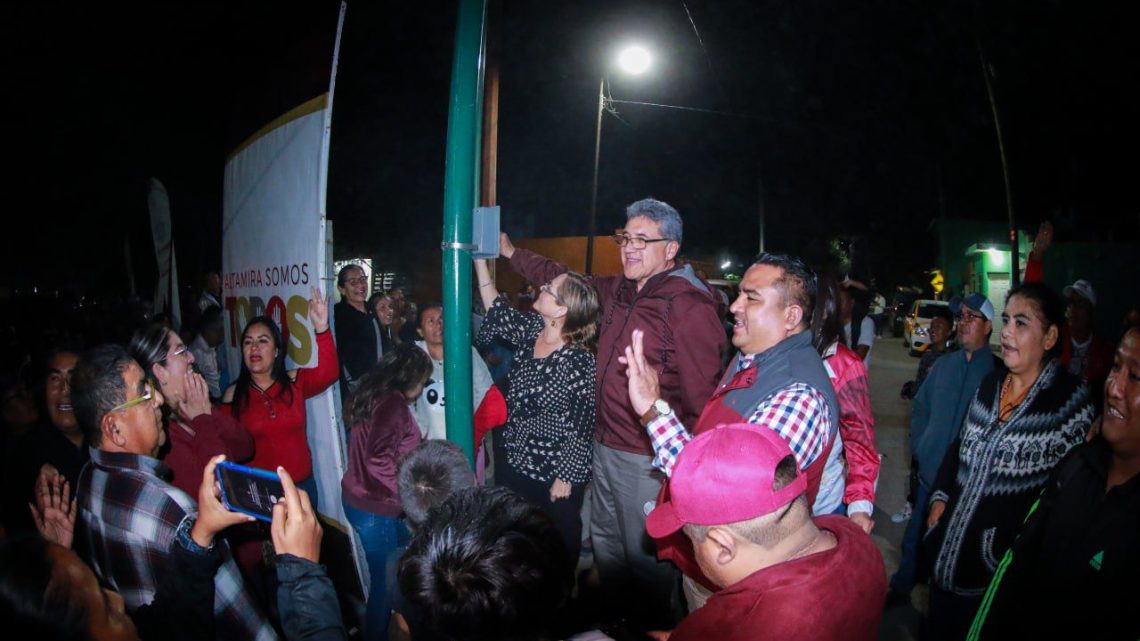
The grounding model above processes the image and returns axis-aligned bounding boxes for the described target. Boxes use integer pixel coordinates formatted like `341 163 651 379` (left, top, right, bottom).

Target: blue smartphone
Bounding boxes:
215 461 284 523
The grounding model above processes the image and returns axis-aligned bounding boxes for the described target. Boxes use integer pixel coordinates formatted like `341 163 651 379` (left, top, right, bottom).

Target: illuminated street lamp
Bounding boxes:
586 45 652 274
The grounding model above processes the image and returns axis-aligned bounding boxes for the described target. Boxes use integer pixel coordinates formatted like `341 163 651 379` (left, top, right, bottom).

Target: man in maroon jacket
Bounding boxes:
501 197 725 628
646 424 885 641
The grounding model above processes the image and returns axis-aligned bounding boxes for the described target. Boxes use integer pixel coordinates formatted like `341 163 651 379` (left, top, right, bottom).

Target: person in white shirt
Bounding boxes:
839 285 875 368
411 303 493 440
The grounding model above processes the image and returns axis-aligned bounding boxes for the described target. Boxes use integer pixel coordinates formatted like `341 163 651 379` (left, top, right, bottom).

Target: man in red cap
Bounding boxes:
646 424 885 641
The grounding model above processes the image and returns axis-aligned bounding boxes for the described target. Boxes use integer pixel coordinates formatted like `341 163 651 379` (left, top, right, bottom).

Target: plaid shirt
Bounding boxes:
646 374 832 477
77 448 278 641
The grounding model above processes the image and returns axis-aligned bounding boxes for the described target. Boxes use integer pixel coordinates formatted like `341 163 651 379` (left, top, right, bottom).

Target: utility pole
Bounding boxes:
978 40 1019 285
585 77 605 275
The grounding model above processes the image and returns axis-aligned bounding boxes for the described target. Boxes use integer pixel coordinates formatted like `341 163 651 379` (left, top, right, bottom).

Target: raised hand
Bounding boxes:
30 465 76 548
177 372 213 422
618 329 660 417
308 285 329 333
271 465 323 562
190 455 255 547
499 232 516 259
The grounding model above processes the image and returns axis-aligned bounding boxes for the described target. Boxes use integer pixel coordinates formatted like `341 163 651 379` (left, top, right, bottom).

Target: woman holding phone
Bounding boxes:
340 344 433 639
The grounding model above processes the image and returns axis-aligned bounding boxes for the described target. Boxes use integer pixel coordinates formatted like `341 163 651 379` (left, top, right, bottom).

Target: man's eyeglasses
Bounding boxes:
110 381 156 413
540 281 565 306
344 277 368 287
958 310 985 323
612 234 670 250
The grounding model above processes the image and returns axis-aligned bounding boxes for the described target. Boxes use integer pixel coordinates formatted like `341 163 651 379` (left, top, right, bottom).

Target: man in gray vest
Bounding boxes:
623 252 843 610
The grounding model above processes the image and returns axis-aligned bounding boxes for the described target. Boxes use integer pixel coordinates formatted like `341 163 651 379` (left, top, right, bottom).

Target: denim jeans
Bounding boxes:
343 502 407 639
890 481 930 594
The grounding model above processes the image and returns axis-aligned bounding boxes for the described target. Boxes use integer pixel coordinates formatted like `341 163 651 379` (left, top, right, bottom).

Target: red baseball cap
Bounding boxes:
646 424 807 538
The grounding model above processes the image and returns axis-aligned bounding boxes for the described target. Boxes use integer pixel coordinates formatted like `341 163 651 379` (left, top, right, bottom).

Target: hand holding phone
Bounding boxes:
193 456 256 547
215 459 286 523
271 465 323 563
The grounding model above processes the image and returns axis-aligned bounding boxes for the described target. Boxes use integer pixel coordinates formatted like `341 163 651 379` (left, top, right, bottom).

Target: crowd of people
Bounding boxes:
0 201 1136 641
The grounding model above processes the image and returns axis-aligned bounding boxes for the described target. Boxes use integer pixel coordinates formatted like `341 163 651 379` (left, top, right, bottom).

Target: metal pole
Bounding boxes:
978 40 1019 285
585 77 604 275
757 171 765 255
440 0 486 463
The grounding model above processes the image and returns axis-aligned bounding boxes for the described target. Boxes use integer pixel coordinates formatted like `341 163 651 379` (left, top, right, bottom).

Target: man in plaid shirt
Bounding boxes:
622 253 843 609
71 345 277 641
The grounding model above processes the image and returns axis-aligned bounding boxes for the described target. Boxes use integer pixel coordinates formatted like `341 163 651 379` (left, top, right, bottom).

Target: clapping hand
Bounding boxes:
308 285 329 333
30 464 76 548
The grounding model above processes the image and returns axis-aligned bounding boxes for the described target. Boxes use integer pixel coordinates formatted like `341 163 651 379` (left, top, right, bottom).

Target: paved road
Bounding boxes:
865 334 923 640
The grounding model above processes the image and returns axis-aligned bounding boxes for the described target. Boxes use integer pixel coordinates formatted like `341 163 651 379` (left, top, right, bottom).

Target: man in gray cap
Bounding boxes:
1062 279 1113 396
887 292 1002 605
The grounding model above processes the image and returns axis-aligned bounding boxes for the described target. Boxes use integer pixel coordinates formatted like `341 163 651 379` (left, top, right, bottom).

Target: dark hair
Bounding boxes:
810 274 845 356
555 272 600 352
128 323 173 379
1006 282 1066 358
0 536 91 641
929 306 954 324
231 316 292 418
366 292 391 313
73 346 133 448
398 486 570 641
753 252 817 329
417 302 443 329
398 440 476 529
337 264 364 288
33 344 82 418
197 305 224 334
345 345 433 427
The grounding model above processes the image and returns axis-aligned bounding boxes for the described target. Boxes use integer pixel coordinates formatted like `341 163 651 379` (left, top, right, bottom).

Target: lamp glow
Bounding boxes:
617 46 651 75
987 248 1006 267
720 260 732 269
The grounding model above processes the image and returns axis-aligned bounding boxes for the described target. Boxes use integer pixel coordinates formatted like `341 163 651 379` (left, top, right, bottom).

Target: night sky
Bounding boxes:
6 0 1137 299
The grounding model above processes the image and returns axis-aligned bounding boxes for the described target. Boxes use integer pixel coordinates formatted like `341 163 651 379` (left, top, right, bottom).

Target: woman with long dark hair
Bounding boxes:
924 282 1095 640
473 258 599 563
222 286 337 505
340 344 433 639
129 323 253 497
367 291 399 353
810 274 880 532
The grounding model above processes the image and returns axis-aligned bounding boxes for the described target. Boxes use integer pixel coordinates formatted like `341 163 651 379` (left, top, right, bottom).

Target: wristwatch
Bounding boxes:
640 398 674 426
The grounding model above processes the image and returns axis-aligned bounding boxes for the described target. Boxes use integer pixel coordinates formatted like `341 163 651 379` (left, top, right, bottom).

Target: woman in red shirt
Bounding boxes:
222 286 338 507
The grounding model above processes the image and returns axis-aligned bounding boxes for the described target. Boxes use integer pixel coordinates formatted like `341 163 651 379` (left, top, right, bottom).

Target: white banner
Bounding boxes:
221 97 347 522
147 178 181 329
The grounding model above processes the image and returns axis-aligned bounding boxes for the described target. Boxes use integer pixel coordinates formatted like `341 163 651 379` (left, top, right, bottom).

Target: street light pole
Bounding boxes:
586 77 605 275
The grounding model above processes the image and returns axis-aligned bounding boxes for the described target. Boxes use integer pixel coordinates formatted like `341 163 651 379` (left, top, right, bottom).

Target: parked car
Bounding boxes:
903 299 951 355
888 290 920 337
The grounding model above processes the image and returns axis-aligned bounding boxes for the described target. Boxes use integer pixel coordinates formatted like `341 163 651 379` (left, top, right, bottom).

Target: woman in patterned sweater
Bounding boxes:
474 258 599 563
924 282 1095 640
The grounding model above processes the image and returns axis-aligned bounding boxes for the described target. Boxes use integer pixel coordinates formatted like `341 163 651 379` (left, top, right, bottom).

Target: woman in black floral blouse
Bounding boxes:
474 258 599 562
